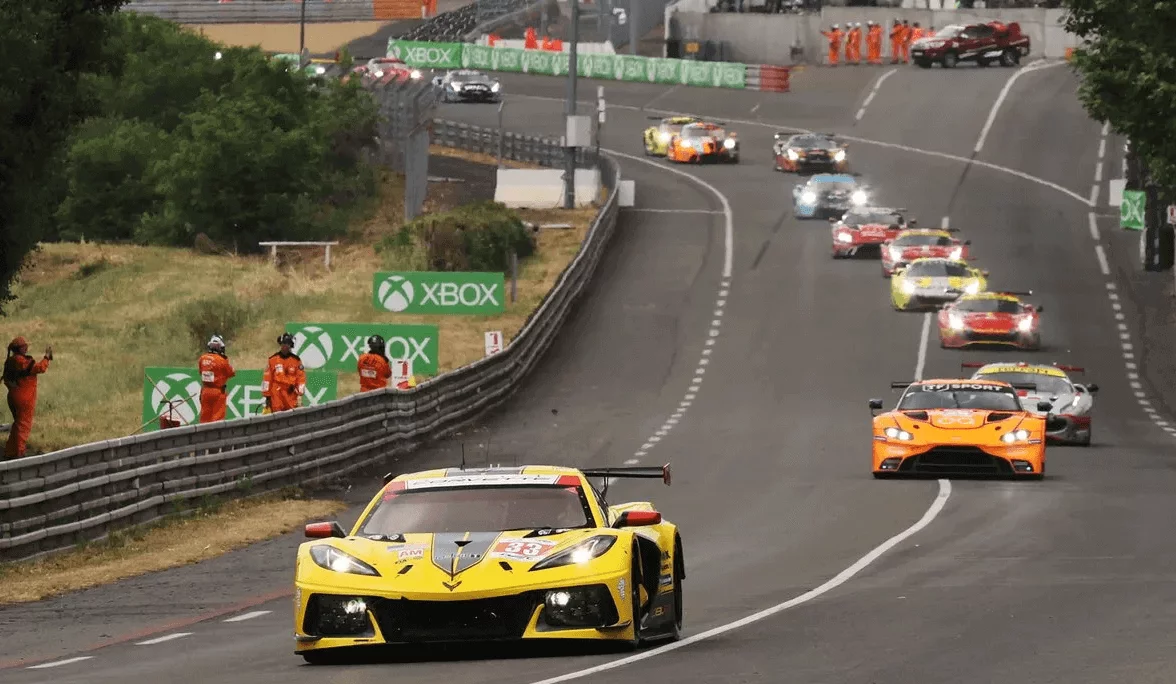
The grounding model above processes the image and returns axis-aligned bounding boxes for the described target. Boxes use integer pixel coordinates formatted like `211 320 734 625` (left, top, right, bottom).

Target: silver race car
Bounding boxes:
431 69 502 103
963 361 1099 446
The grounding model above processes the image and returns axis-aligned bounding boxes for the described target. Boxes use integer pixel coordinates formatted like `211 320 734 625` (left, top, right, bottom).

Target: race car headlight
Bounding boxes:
1018 316 1035 332
314 66 326 75
491 81 501 91
657 131 671 143
787 149 800 161
949 247 963 260
410 69 422 79
1001 429 1031 443
837 231 853 243
851 190 868 205
948 314 965 331
888 246 903 261
530 536 617 571
833 149 846 162
965 281 981 294
449 80 463 89
309 545 381 577
374 70 385 78
724 138 736 149
901 280 916 294
884 427 913 441
801 191 817 204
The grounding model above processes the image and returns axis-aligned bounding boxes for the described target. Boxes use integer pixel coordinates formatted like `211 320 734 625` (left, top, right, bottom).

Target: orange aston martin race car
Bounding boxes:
869 378 1051 479
665 121 739 164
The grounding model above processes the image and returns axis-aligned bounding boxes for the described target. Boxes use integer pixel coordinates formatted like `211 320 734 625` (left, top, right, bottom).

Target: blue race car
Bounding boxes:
791 173 871 220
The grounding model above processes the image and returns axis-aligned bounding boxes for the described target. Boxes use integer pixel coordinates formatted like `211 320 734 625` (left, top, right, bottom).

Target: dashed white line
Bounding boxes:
136 632 192 646
223 610 271 623
855 67 897 122
27 657 94 670
915 312 932 381
1098 138 1106 159
1094 161 1103 182
1101 121 1110 136
1090 184 1100 206
1094 245 1110 275
940 215 950 230
1088 212 1100 240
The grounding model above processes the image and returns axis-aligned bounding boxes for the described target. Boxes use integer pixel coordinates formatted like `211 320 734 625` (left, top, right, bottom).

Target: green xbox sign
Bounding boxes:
373 271 505 315
285 322 439 375
141 367 337 431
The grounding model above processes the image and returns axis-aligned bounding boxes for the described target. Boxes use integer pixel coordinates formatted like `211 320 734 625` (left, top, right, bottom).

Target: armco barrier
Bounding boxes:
745 65 790 93
0 122 619 564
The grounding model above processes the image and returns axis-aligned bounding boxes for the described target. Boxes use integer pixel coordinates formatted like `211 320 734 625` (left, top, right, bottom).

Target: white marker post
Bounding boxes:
484 331 503 356
391 359 413 388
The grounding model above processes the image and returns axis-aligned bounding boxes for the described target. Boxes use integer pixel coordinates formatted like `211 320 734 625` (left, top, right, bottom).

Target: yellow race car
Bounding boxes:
642 115 700 156
890 256 988 311
294 464 683 663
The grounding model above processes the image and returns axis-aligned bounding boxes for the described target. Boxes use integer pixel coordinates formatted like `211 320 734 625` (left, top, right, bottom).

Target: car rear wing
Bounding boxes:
1052 363 1085 373
581 464 672 486
995 290 1033 297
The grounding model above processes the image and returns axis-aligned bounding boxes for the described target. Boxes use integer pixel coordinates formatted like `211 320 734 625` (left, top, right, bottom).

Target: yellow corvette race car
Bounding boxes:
294 464 683 663
890 256 988 311
643 115 700 156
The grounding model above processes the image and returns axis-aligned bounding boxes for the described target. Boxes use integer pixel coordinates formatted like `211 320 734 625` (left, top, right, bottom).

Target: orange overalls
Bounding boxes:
890 22 906 64
262 352 306 412
357 352 391 392
867 24 883 64
901 23 914 62
198 351 235 423
4 352 50 458
822 28 844 66
846 25 861 64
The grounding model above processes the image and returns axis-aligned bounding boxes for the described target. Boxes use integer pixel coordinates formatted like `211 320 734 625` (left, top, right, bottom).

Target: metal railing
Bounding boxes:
0 121 620 564
432 120 596 167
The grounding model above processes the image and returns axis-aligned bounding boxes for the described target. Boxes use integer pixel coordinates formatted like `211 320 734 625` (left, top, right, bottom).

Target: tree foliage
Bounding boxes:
1063 0 1176 188
0 0 127 314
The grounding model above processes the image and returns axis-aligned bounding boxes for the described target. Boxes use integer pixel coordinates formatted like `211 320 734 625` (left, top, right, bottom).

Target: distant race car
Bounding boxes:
963 361 1099 446
830 207 913 258
881 228 970 277
666 121 739 163
937 291 1043 350
890 257 988 311
431 69 502 102
643 116 701 156
367 56 423 81
869 378 1050 479
773 132 849 173
293 464 684 663
792 174 869 220
911 21 1030 69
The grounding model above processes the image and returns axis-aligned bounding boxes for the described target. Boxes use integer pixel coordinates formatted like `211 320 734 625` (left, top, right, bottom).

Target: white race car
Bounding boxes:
963 361 1098 445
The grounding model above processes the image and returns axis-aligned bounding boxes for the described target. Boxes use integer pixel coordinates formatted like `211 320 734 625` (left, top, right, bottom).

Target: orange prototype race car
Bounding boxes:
869 378 1051 479
666 121 740 164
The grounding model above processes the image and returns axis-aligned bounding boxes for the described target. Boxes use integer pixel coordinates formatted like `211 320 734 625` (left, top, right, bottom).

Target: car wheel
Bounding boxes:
915 58 932 68
1000 48 1018 67
977 57 990 67
942 52 958 68
873 472 894 479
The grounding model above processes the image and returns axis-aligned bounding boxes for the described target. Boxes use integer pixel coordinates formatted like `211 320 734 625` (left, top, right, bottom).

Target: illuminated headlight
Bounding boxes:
491 81 501 91
851 190 868 205
787 149 800 161
949 247 963 259
658 131 671 143
901 280 916 294
724 138 736 149
374 70 385 78
450 80 463 89
309 545 380 576
410 69 422 79
889 246 903 261
314 66 326 75
965 280 981 294
833 149 846 162
1070 395 1082 408
1001 429 1031 443
884 427 913 441
837 232 853 243
801 191 817 203
948 314 965 331
530 536 617 571
1018 316 1034 332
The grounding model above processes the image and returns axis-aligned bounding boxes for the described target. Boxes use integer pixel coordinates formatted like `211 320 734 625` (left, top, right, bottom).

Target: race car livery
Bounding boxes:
792 174 869 219
643 116 700 156
938 291 1042 350
870 378 1050 478
911 21 1030 69
773 132 848 173
432 69 501 102
666 122 739 163
881 228 970 276
366 56 422 81
963 361 1099 446
293 464 683 663
890 257 988 311
831 207 912 258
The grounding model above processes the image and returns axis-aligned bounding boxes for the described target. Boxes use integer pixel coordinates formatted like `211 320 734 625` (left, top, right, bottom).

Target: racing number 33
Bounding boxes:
492 539 556 560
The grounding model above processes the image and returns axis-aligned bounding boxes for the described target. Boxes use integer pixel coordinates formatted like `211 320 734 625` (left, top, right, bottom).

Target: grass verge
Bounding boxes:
0 493 347 605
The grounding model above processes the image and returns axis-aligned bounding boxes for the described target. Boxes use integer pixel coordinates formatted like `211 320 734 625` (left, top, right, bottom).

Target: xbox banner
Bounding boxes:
141 367 338 431
373 271 505 315
284 322 439 375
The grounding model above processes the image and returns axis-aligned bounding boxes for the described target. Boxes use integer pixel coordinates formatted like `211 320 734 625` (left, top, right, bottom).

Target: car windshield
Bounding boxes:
683 126 723 138
844 209 902 225
978 372 1072 395
453 70 485 79
359 485 592 534
812 180 856 191
954 298 1023 313
898 383 1023 410
792 135 833 148
896 234 952 247
906 261 969 277
935 25 964 38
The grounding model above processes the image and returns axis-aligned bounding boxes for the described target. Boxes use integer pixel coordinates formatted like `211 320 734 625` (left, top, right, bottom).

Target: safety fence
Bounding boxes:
432 120 596 168
745 64 790 92
0 122 620 564
369 78 439 221
123 0 538 29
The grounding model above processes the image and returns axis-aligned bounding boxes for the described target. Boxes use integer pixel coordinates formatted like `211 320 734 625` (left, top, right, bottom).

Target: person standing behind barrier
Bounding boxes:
889 19 904 64
900 19 914 63
3 337 51 459
198 334 235 423
262 333 306 413
357 335 392 392
909 22 925 44
822 24 843 66
845 23 861 65
866 21 883 65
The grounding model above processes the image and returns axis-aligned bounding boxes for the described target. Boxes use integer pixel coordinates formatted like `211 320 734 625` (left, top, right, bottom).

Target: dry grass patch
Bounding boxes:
429 145 544 170
0 495 347 605
185 22 392 53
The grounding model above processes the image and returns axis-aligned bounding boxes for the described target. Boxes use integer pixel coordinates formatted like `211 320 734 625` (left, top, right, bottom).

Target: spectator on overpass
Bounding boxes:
3 337 51 459
198 334 235 423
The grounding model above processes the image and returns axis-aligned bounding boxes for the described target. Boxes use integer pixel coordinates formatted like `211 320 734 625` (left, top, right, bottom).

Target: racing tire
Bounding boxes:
872 472 895 479
1000 48 1019 67
977 58 990 67
942 52 958 68
915 59 932 68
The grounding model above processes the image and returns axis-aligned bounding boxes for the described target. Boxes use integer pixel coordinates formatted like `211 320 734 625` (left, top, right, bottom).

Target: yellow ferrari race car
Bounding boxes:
642 115 700 156
294 464 683 663
890 256 988 311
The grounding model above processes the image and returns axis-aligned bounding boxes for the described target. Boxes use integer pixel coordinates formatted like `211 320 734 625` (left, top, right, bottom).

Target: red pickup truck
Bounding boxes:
910 21 1030 68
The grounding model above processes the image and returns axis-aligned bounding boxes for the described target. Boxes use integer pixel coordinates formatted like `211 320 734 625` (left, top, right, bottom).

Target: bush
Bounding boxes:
175 294 253 349
379 201 536 273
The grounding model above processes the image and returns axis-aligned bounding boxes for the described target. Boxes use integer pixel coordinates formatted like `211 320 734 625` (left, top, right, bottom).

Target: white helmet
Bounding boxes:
207 335 226 352
832 23 839 29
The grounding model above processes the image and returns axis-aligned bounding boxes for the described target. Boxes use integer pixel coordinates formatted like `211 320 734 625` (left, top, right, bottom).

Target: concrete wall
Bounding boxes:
667 7 1080 65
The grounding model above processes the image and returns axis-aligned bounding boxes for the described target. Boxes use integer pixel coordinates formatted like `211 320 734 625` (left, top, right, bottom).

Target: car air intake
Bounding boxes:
985 412 1014 422
902 411 929 420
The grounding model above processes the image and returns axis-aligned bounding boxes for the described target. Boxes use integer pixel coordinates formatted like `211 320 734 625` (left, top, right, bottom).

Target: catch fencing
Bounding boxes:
0 121 619 565
370 78 439 221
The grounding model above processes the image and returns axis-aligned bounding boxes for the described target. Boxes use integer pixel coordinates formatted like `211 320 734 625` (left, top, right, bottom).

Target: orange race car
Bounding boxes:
666 122 739 164
869 378 1051 479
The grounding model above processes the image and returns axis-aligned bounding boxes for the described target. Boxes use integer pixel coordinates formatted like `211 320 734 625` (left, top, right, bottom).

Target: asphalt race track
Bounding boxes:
6 60 1176 683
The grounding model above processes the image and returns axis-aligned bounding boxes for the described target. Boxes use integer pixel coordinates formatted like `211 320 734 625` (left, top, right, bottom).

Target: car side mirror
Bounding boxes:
963 239 972 245
1036 305 1044 312
908 219 917 227
305 521 347 538
869 398 884 412
1036 401 1053 412
981 270 990 276
613 510 662 528
431 76 443 86
828 217 837 223
1086 383 1099 393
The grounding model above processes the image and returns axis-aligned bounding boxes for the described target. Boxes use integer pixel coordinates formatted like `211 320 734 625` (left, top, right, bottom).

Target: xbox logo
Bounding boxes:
292 325 334 369
377 274 416 312
151 371 200 425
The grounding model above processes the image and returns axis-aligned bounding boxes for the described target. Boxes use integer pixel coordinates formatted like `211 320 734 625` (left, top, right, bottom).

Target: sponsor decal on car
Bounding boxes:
489 539 559 561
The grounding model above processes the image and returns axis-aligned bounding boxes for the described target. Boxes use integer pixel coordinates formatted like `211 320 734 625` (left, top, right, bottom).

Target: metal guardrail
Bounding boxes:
432 120 596 167
124 0 378 23
0 122 620 564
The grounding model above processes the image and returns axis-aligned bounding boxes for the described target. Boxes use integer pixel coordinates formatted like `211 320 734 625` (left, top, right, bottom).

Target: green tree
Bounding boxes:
0 0 127 314
1063 1 1176 187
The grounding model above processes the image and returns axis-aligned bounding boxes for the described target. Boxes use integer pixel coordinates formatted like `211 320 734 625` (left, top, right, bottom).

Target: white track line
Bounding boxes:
855 67 898 122
1094 245 1110 275
26 657 93 670
135 632 192 646
1089 184 1100 206
940 216 950 230
1088 212 1100 240
223 610 271 623
974 62 1063 154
